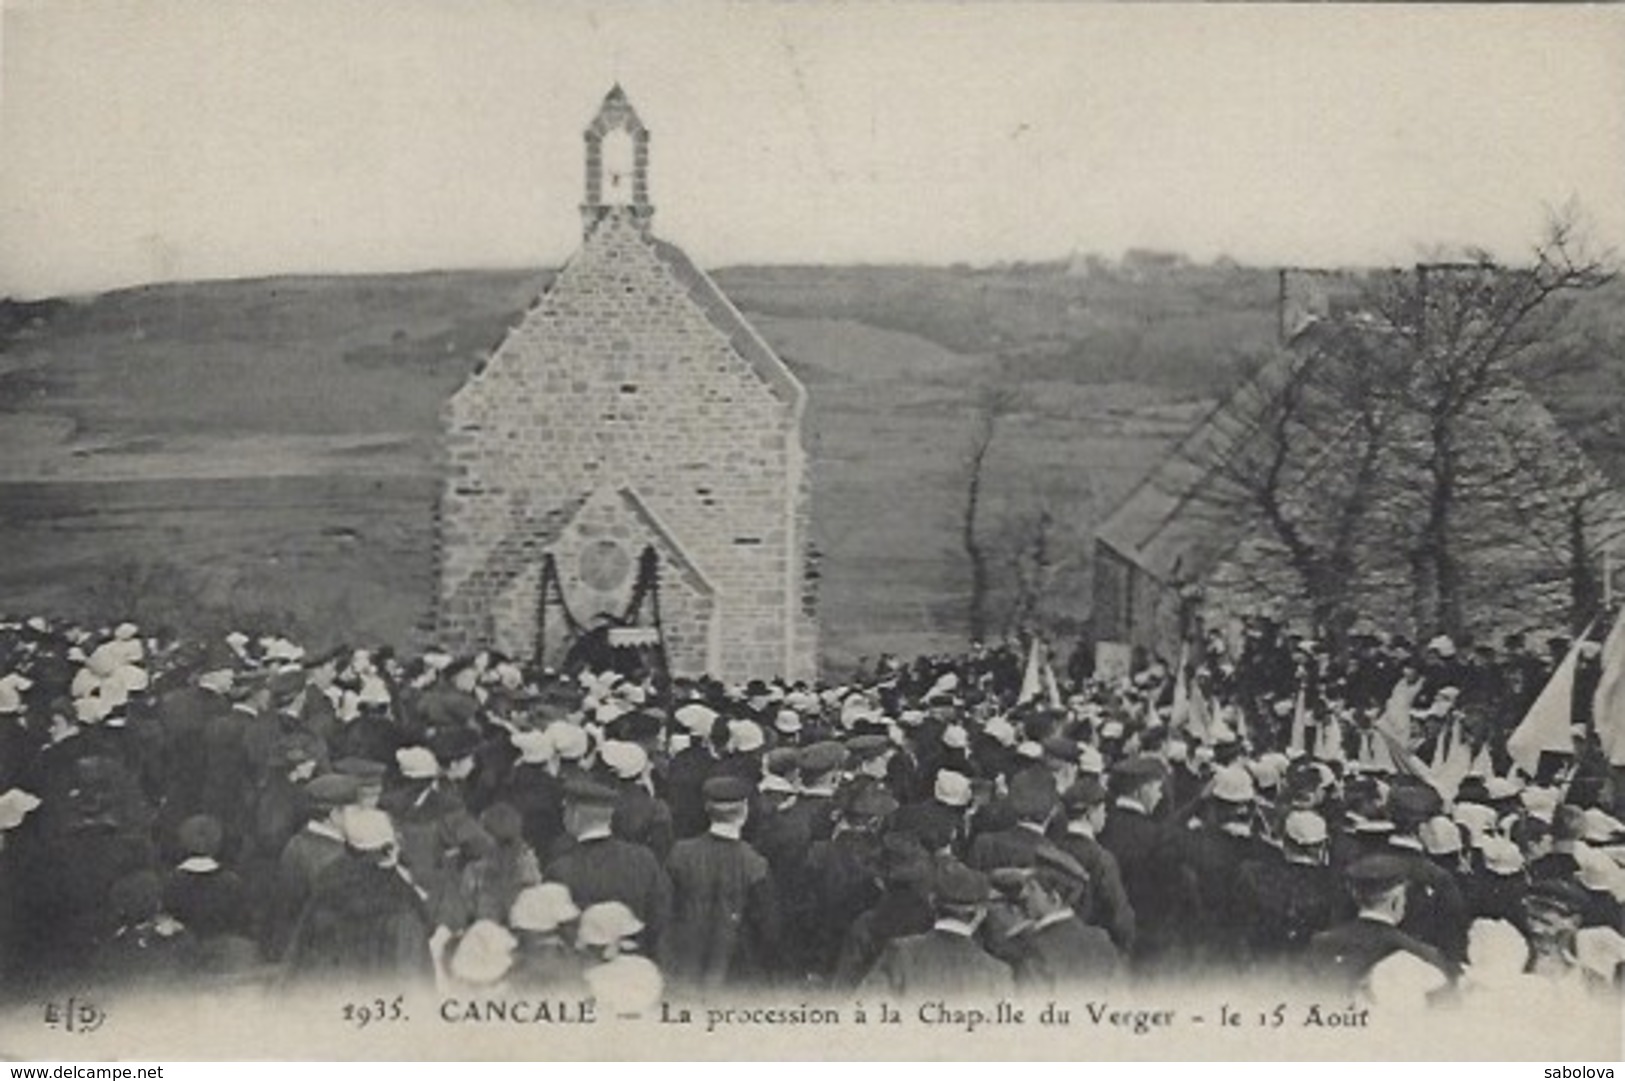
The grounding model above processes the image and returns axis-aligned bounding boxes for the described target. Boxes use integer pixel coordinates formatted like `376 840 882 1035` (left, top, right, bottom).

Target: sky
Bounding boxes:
1 1 1623 299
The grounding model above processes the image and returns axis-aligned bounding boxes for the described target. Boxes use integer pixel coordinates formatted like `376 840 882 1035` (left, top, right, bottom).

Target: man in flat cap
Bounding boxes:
859 862 1014 999
1009 844 1120 990
545 777 671 953
786 740 847 845
661 775 780 993
885 715 929 805
264 772 359 960
844 732 893 785
832 833 937 988
1330 774 1395 871
968 768 1058 873
1383 778 1468 965
297 646 348 754
746 747 815 913
332 757 386 810
798 779 897 979
163 813 252 958
199 674 261 858
1305 854 1456 994
1054 776 1135 954
1040 734 1082 797
149 657 236 838
1099 755 1198 970
242 668 329 792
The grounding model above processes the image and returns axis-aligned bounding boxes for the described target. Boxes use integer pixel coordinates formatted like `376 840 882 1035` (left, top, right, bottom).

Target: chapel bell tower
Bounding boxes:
581 84 652 236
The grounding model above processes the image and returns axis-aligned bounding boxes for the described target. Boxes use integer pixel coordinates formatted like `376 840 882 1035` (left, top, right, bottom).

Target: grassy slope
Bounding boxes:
1 262 1619 669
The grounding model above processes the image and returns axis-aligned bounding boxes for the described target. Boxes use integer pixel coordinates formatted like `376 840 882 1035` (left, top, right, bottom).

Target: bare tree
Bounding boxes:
961 383 1021 643
1466 389 1625 633
1173 326 1408 654
1371 210 1615 635
1001 504 1054 639
1175 209 1616 647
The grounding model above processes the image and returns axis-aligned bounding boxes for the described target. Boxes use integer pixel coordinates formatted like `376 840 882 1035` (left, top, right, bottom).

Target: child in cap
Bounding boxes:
459 801 542 924
163 813 251 944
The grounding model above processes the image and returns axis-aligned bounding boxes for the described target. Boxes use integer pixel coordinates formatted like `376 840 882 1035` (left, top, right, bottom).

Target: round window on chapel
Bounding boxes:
578 538 633 593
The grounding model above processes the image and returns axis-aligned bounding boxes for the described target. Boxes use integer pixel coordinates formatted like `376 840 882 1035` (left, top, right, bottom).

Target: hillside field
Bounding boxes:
1 261 1619 673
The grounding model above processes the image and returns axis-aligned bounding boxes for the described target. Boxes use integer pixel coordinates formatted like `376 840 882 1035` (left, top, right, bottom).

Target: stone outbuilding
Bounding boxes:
1093 267 1625 661
435 87 817 682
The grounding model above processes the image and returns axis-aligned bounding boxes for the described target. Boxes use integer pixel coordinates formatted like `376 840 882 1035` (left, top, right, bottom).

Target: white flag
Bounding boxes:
1429 716 1474 801
1315 714 1344 762
1594 606 1625 766
1041 653 1064 710
1508 635 1586 775
1187 676 1212 744
1169 642 1190 729
1287 686 1308 757
1383 674 1422 749
1018 636 1044 706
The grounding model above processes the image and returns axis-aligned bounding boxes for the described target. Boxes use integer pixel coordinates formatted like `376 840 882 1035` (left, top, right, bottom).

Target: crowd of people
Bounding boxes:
1 612 1623 1013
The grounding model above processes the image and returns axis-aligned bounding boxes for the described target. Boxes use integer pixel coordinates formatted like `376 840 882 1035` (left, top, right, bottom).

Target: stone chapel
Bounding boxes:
435 86 818 683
